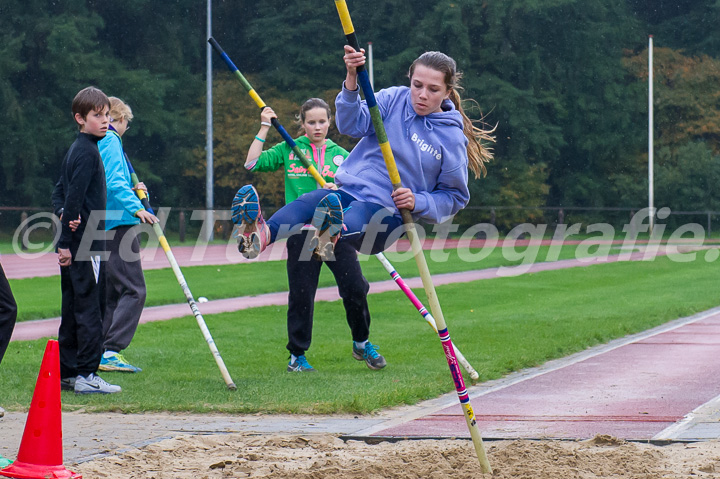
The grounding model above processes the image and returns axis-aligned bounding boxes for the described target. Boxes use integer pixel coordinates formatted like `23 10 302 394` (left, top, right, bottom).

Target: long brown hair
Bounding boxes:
409 52 495 178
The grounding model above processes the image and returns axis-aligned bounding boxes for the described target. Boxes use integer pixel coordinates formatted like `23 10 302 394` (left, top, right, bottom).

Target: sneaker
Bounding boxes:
0 406 4 417
74 373 122 394
353 341 387 370
287 355 317 372
232 185 270 259
60 377 76 391
309 193 343 261
99 352 142 373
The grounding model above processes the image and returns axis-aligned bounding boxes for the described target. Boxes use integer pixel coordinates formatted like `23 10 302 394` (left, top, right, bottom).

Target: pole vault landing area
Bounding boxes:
360 308 720 442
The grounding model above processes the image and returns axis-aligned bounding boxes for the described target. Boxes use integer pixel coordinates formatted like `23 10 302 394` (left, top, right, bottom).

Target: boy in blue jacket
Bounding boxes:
98 97 158 373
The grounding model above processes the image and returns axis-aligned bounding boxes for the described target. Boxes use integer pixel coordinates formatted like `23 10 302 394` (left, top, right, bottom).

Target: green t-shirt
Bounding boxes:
250 136 349 203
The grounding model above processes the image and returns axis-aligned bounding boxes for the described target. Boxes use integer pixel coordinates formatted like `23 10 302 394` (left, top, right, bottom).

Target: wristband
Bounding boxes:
255 136 266 143
260 121 271 127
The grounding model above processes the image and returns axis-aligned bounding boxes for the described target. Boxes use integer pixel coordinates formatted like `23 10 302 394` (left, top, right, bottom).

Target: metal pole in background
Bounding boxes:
648 35 654 235
367 41 374 89
205 0 214 241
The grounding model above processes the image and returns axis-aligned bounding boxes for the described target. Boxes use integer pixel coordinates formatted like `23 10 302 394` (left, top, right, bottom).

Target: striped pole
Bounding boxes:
208 37 326 186
374 253 479 380
125 157 237 390
333 1 491 472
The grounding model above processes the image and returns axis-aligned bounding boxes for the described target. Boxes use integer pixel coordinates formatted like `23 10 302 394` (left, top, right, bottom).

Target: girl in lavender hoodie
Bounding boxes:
231 47 493 368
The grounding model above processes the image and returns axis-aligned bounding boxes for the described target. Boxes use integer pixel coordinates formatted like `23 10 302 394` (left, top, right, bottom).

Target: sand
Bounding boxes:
74 433 720 479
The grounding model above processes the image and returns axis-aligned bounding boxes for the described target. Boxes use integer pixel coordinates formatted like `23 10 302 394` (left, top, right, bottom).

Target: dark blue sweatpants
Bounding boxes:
267 189 404 255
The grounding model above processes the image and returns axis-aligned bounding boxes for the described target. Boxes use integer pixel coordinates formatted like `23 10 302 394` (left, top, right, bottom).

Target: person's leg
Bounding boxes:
0 263 17 365
232 186 335 259
325 243 370 342
70 259 104 377
101 234 119 342
101 226 145 372
58 265 79 380
285 231 322 372
71 258 121 394
340 201 404 255
308 192 345 261
267 189 337 241
325 245 387 370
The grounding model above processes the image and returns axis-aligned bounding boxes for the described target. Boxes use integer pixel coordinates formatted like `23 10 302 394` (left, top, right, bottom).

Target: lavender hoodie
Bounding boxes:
335 85 470 224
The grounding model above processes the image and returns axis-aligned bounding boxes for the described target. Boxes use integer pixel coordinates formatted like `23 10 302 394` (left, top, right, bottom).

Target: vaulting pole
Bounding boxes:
125 159 236 390
333 1 491 471
374 253 479 380
208 37 326 185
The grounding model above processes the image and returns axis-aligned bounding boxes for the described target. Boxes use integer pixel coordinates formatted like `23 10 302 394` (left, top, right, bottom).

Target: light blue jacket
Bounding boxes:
98 129 144 230
335 85 470 224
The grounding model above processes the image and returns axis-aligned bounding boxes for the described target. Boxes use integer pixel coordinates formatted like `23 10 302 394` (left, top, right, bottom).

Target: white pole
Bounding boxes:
205 0 214 242
648 35 654 235
368 41 374 89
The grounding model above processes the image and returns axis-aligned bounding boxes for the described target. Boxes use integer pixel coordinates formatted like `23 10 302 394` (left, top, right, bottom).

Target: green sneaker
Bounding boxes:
287 355 316 372
353 341 387 370
99 352 142 373
0 454 12 468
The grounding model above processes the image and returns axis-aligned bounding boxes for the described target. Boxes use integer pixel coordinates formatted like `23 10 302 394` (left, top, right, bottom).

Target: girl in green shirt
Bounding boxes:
243 99 384 373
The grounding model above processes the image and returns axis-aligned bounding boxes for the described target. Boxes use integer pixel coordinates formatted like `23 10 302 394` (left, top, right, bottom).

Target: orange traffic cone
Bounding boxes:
1 340 81 479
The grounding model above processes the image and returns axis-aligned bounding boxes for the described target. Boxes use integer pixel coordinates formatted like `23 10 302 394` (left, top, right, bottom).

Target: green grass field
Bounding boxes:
7 243 624 322
1 254 718 414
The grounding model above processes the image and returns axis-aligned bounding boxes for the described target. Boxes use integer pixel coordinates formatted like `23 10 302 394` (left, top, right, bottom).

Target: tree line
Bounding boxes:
1 0 719 228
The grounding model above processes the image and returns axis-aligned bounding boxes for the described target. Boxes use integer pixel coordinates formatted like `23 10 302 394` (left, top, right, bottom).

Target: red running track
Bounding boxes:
1 237 681 280
371 310 720 441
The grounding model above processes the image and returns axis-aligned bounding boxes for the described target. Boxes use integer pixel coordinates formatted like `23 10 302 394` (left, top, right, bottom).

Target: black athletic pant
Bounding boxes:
0 263 18 365
58 257 103 378
286 230 371 357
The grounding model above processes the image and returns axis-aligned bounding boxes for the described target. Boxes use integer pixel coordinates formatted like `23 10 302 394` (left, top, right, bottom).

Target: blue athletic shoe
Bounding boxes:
287 355 316 372
99 352 142 373
309 193 343 261
232 185 269 259
353 341 387 370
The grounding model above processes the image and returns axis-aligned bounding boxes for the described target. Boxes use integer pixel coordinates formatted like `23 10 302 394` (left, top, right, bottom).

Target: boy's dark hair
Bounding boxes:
72 86 110 129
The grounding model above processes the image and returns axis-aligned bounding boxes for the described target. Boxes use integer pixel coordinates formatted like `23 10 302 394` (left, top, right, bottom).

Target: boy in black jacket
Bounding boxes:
51 86 121 394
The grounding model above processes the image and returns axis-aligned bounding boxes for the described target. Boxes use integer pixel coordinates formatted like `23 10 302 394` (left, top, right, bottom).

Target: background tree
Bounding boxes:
0 0 718 234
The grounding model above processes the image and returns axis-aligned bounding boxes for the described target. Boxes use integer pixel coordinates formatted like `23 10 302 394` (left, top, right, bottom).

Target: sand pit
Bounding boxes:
74 433 720 478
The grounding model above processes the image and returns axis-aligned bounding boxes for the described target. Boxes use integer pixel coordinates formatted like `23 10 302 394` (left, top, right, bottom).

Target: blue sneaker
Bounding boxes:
309 193 343 261
353 341 387 370
287 355 316 372
99 352 142 373
232 185 270 259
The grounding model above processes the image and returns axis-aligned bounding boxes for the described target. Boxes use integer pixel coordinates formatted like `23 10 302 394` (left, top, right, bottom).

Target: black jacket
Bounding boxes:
51 132 107 250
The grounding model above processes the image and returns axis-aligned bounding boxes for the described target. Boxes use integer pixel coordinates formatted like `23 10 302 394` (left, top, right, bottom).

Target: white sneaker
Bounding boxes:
74 373 122 394
0 405 4 417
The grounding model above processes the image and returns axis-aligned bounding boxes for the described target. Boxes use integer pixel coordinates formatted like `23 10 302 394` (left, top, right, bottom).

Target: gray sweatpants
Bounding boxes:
102 225 146 352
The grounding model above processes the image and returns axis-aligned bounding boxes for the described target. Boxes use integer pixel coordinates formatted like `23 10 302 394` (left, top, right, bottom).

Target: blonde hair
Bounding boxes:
409 52 495 178
108 96 134 123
